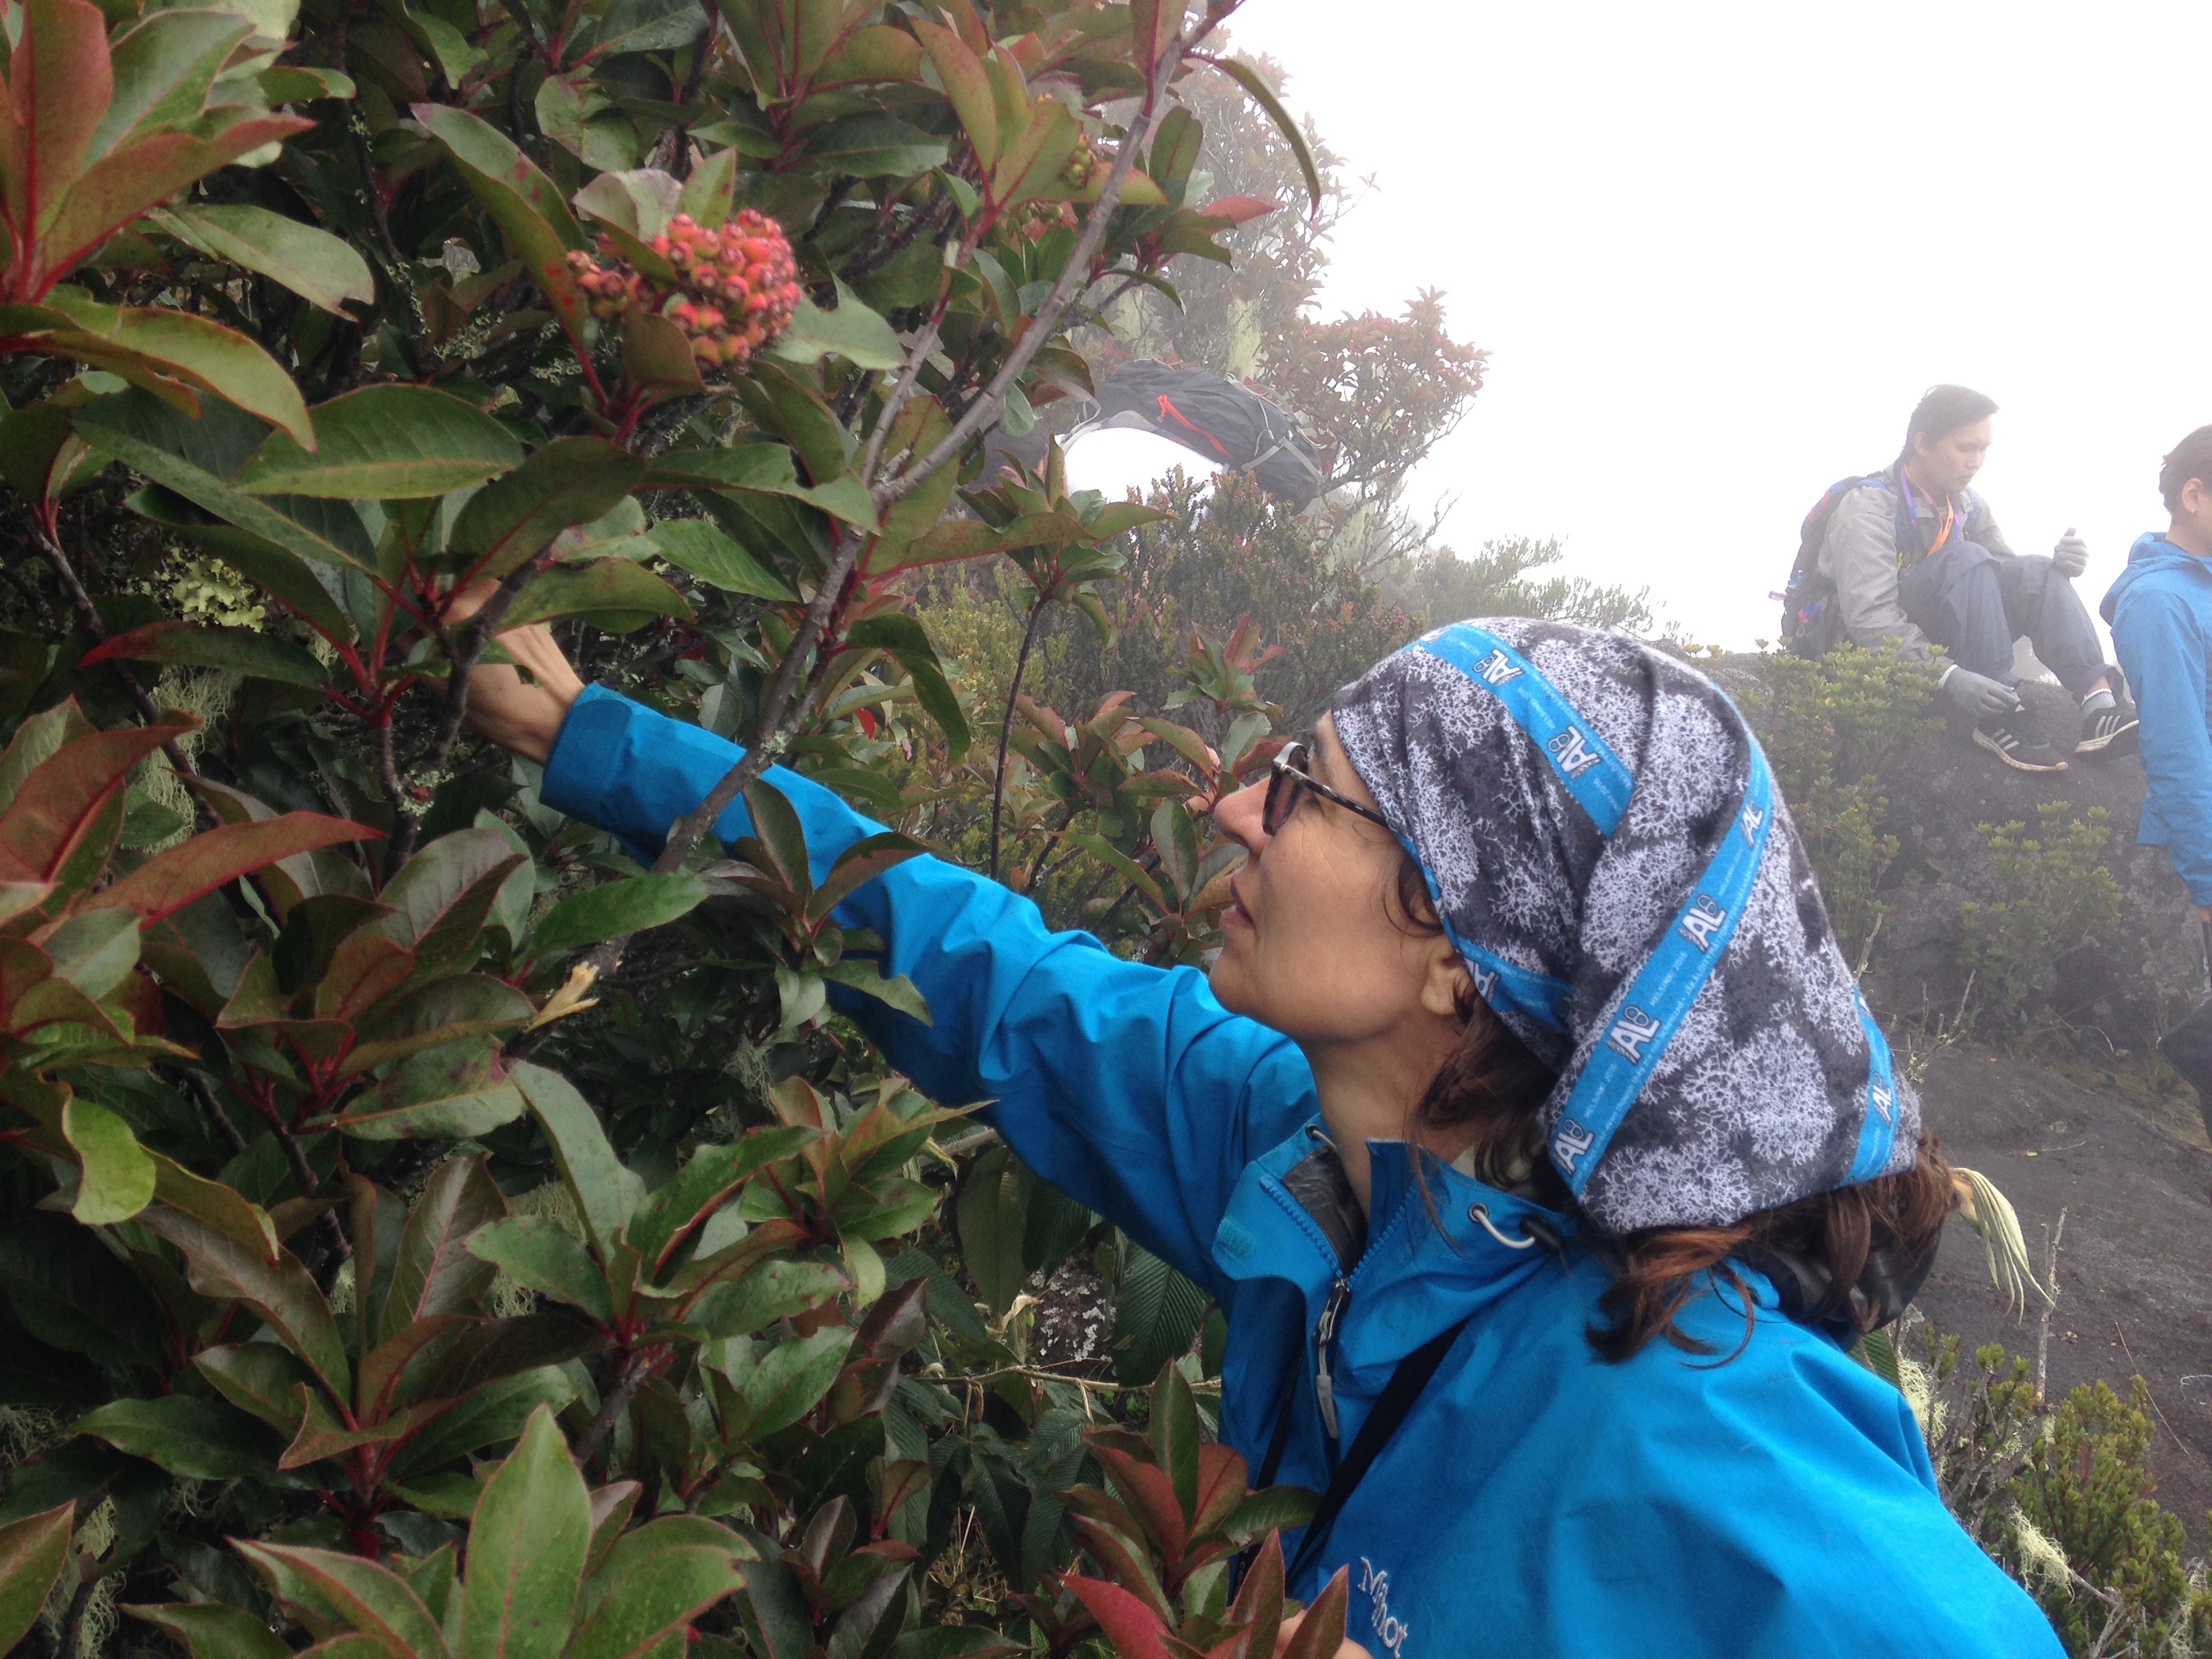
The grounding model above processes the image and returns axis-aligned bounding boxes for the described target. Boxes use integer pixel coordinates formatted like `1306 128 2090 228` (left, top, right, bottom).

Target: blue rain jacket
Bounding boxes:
544 685 2061 1659
2104 532 2212 905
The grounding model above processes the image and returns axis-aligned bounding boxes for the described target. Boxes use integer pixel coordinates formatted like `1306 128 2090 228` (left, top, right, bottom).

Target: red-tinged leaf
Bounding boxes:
459 1406 589 1659
277 1382 428 1471
1067 1515 1175 1625
3 0 110 244
139 1204 350 1403
0 722 190 882
86 813 378 923
1277 1568 1351 1659
1195 195 1277 228
1061 1574 1172 1659
150 1149 281 1261
1187 1443 1249 1542
35 285 316 442
1093 1445 1190 1564
314 931 414 1022
912 17 998 169
232 1541 451 1657
354 1314 469 1421
1223 1530 1284 1658
0 1500 75 1656
377 1153 507 1343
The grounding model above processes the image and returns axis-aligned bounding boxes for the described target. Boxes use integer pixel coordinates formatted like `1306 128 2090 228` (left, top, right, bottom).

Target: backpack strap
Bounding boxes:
1282 1315 1476 1585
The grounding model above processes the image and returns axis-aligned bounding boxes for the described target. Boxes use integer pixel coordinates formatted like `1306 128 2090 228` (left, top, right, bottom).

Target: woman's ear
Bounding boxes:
1419 937 1475 1021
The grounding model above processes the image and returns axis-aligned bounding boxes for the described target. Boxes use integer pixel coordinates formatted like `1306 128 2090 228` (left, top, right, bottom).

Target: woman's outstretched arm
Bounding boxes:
475 623 1313 1294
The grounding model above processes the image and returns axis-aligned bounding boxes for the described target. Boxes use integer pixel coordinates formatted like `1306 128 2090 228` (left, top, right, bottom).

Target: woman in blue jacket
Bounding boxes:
462 606 2061 1658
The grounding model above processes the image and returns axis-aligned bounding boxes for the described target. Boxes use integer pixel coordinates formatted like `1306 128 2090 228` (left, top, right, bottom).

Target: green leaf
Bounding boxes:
393 1366 577 1477
196 1340 317 1432
33 287 314 445
682 1259 844 1340
378 1153 508 1342
799 115 949 178
0 1501 73 1656
412 102 591 355
152 204 375 316
955 1144 1026 1318
376 825 527 977
234 386 524 499
77 391 380 573
566 1545 745 1659
79 617 329 687
447 437 646 583
124 1602 293 1659
139 1206 350 1401
1112 1239 1207 1387
462 1405 590 1659
1202 56 1323 214
728 1328 853 1437
334 1046 527 1141
649 519 796 600
529 872 705 960
73 1395 276 1480
501 558 695 631
62 1097 156 1224
768 281 901 371
0 1214 162 1370
342 973 534 1078
513 1063 644 1258
625 1126 815 1277
466 1216 612 1324
235 1541 453 1657
910 18 997 169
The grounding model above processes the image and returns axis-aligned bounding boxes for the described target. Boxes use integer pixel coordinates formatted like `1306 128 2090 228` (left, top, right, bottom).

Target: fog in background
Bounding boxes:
1072 0 2212 652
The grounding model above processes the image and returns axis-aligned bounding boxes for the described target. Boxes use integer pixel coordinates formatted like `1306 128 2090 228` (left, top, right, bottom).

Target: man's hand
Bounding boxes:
444 580 586 764
2052 527 2091 578
1940 665 2021 720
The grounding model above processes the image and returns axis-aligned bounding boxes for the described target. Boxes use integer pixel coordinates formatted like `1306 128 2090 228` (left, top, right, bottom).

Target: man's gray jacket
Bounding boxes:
1818 463 2016 665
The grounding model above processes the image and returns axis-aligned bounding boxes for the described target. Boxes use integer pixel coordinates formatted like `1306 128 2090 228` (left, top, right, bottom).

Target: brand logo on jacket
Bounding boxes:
1547 725 1601 777
1358 1558 1412 1659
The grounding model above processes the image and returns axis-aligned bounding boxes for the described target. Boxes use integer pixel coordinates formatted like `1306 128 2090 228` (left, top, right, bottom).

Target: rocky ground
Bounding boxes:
1912 1038 2212 1540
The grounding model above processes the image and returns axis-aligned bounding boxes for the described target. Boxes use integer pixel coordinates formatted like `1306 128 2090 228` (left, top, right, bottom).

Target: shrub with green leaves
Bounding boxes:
1739 642 1940 970
0 0 1369 1650
1960 804 2125 1033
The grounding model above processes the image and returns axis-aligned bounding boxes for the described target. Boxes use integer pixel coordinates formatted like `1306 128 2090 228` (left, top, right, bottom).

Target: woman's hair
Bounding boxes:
1389 857 1958 1363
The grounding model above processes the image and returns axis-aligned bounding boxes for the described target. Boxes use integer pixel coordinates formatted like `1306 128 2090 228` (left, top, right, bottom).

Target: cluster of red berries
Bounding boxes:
567 209 803 373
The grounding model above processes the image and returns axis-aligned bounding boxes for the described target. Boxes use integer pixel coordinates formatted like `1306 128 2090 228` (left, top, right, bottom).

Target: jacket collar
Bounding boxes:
1211 1118 1579 1353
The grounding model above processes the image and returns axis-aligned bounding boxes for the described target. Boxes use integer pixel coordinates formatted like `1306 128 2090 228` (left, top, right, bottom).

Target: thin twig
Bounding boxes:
573 1350 657 1469
2034 1208 2064 1406
179 1069 249 1156
988 598 1048 881
2111 1316 2207 1470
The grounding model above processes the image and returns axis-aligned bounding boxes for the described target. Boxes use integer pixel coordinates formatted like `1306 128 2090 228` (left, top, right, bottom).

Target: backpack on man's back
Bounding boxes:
1776 474 1888 657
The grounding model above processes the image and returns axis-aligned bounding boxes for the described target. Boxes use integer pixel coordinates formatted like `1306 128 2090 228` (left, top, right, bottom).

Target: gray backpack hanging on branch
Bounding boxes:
986 360 1328 509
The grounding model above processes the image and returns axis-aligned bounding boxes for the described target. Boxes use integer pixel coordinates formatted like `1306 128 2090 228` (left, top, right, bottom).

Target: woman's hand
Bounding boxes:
445 581 587 764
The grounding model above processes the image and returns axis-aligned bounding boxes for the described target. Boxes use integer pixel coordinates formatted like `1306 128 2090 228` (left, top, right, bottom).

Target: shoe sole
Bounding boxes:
2074 717 2141 758
1971 727 2068 772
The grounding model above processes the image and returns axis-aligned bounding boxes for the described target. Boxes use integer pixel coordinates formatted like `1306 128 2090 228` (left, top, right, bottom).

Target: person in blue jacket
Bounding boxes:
2104 424 2212 922
458 600 2061 1658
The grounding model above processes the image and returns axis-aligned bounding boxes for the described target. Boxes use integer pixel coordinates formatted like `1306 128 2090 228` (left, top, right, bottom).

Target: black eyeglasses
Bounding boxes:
1263 741 1395 836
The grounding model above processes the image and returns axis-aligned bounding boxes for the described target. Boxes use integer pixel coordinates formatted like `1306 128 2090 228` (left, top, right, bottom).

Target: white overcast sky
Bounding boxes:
1069 0 2212 651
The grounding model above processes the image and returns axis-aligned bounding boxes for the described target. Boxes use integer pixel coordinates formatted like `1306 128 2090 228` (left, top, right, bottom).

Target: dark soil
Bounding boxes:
1912 1040 2212 1540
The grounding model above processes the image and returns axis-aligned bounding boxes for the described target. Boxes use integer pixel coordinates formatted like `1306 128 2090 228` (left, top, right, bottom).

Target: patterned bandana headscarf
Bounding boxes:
1330 618 1916 1235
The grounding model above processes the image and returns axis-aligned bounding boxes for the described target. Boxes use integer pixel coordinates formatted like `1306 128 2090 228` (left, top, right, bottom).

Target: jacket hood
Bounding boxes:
2102 533 2212 624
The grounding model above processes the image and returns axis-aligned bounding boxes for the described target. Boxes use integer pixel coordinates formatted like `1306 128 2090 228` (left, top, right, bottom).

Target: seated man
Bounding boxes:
1813 384 2137 771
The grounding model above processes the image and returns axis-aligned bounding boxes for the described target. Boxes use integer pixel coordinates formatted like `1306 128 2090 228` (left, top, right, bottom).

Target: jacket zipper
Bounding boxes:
1313 1275 1349 1445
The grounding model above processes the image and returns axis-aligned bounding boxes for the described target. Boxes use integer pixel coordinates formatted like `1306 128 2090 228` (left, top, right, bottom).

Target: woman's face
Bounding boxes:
1210 716 1465 1044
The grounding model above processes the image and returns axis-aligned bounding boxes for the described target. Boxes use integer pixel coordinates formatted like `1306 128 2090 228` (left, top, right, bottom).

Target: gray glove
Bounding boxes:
2052 527 2090 578
1942 665 2022 719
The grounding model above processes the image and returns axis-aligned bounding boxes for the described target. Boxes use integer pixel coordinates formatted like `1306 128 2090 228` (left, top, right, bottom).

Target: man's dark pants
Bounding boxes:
1897 541 2107 693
